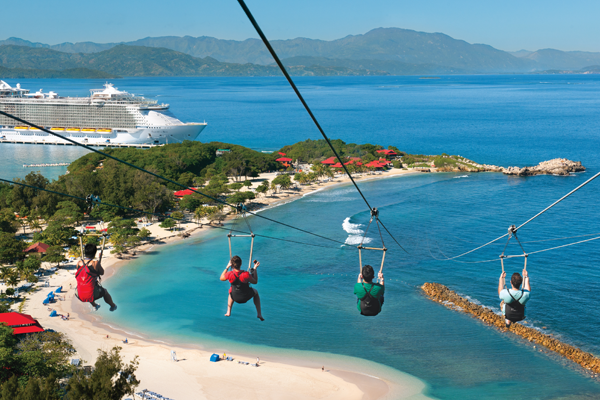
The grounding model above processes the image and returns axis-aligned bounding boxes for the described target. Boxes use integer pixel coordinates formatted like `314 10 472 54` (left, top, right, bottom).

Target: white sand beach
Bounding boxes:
14 167 433 400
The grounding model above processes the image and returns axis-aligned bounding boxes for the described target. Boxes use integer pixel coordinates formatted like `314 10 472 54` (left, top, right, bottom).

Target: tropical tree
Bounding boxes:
137 228 151 242
171 211 184 231
242 180 252 189
159 218 176 231
255 181 269 198
66 347 139 400
43 246 67 268
194 207 208 224
0 232 25 265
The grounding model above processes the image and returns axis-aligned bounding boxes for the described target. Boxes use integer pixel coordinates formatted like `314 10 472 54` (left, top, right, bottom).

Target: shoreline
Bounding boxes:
22 168 433 400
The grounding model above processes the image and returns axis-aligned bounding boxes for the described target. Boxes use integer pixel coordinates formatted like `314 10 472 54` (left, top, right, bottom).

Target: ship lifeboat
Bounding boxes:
81 128 96 132
97 128 112 133
51 127 65 131
15 126 29 130
66 127 80 132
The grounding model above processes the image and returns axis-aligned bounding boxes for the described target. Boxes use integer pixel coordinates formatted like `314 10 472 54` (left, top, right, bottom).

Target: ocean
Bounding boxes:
2 75 600 398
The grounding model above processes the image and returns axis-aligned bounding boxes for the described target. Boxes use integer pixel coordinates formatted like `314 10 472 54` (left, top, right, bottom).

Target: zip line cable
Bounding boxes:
437 169 600 261
236 0 406 252
0 110 347 246
0 177 346 250
237 0 372 210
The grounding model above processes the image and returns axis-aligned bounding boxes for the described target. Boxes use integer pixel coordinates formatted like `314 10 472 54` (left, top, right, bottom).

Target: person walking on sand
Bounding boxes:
220 256 264 321
75 243 117 312
498 269 531 328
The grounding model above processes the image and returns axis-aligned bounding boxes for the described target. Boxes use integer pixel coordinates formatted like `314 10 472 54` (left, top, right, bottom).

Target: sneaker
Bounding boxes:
91 303 100 311
109 305 117 312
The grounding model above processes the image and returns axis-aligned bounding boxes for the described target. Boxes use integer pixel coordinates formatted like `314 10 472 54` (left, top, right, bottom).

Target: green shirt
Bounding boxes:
354 282 384 311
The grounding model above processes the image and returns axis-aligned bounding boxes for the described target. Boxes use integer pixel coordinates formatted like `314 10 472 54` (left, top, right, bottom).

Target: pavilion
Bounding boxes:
0 312 44 335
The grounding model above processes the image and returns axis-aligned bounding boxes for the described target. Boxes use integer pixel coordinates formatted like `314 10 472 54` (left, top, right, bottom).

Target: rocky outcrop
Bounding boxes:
502 158 585 176
422 282 600 375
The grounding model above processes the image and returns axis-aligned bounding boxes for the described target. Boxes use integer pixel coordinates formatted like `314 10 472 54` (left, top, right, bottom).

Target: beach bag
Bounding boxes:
75 261 98 303
230 270 254 304
360 283 382 316
505 290 525 322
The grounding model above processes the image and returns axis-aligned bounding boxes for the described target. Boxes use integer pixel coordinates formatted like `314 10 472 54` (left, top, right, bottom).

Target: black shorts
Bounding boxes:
93 285 106 301
230 288 255 304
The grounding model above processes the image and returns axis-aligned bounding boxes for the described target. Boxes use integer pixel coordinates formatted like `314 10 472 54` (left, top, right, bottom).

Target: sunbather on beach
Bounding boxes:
76 244 117 312
220 255 264 321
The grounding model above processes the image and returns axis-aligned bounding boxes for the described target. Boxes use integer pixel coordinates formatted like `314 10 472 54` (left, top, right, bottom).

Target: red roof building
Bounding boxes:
376 149 398 157
0 312 44 335
321 157 337 165
23 242 49 254
174 188 197 198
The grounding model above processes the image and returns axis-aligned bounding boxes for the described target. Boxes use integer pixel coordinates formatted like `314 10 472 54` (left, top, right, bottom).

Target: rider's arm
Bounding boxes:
94 261 105 276
523 269 531 291
357 274 363 283
247 261 259 284
378 272 384 286
219 262 231 281
498 272 506 296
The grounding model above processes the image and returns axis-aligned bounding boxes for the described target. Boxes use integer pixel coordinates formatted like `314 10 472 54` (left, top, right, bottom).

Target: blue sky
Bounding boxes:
2 0 600 52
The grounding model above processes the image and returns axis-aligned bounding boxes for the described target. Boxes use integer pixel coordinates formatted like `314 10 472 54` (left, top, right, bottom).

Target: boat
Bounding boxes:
0 81 207 145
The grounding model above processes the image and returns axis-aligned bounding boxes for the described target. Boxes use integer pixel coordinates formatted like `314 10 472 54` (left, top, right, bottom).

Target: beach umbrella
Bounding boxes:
276 157 293 162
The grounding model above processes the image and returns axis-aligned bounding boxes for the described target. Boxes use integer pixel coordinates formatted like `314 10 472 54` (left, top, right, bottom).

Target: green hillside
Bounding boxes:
0 65 117 79
0 45 387 77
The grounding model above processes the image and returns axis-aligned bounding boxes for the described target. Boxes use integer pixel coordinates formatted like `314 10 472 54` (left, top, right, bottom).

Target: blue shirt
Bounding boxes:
499 289 530 305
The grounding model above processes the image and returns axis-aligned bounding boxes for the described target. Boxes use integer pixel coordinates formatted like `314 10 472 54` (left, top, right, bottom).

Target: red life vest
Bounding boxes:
76 260 98 303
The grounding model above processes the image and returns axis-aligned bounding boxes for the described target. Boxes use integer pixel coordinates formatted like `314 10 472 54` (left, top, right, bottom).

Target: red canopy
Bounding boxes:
23 242 49 253
0 312 44 335
331 162 343 168
174 188 196 197
344 160 355 165
321 157 336 165
365 161 385 168
377 149 398 156
278 152 286 156
276 157 293 162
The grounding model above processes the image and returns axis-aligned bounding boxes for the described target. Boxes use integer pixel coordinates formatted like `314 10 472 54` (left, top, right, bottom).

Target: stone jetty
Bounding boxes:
422 282 600 375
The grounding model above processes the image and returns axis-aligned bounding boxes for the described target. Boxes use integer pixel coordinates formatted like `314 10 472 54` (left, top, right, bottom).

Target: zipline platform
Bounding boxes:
422 283 600 376
0 140 160 149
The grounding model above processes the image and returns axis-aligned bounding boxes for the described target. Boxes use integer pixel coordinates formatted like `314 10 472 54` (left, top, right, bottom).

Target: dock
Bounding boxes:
24 163 70 168
0 140 161 149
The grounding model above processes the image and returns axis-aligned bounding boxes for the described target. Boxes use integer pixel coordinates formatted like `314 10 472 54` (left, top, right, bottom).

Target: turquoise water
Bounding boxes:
2 76 600 398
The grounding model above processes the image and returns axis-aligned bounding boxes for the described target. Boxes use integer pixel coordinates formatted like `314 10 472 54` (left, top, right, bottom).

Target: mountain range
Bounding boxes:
2 28 600 77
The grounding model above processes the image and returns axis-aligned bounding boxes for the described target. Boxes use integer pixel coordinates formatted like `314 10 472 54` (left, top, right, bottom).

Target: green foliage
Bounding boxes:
228 182 243 192
255 181 269 197
179 194 203 212
227 191 256 205
0 209 17 234
65 347 139 400
277 139 384 164
159 218 176 231
392 160 403 168
43 246 67 267
0 233 25 265
137 228 151 241
272 174 292 190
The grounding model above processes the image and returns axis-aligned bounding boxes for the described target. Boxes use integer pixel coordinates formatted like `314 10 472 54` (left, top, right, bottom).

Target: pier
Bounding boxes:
24 163 70 168
0 140 161 149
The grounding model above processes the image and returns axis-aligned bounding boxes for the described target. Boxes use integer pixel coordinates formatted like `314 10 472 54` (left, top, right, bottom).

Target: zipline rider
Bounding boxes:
220 255 264 321
354 265 385 316
76 243 117 312
498 268 531 328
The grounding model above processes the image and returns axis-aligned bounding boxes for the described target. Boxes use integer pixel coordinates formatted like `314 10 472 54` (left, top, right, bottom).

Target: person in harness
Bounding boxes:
76 244 117 312
354 265 384 316
498 269 530 328
220 255 264 321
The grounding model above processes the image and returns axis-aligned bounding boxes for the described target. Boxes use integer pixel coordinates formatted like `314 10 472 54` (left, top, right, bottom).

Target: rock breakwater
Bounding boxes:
502 158 586 176
422 282 600 375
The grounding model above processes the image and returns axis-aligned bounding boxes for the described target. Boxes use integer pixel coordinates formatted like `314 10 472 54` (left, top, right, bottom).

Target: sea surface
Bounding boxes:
2 76 600 399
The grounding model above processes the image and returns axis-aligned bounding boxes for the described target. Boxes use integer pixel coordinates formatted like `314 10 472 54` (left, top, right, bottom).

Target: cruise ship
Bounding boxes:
0 81 207 145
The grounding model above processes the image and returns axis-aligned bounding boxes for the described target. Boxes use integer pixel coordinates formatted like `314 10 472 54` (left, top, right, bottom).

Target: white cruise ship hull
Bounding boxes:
0 123 207 145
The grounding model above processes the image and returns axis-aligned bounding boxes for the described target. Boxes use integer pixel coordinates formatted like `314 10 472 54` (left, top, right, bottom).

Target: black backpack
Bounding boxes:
505 290 526 322
360 283 382 316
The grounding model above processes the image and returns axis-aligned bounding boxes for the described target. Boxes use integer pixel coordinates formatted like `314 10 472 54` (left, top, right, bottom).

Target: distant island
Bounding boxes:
3 28 600 78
